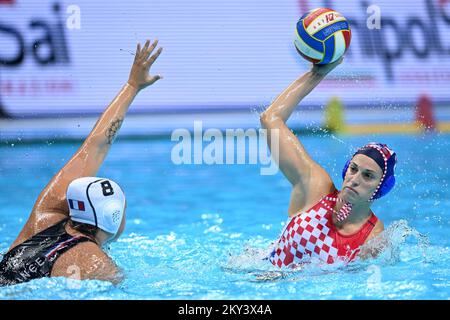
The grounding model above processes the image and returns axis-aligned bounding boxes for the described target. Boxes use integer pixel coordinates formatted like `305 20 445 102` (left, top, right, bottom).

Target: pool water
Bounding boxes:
0 133 449 299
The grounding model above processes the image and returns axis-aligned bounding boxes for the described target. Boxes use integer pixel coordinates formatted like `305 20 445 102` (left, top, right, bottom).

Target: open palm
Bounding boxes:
127 39 163 91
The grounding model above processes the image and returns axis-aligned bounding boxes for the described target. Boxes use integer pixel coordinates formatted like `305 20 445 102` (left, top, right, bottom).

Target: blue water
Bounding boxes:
0 133 449 299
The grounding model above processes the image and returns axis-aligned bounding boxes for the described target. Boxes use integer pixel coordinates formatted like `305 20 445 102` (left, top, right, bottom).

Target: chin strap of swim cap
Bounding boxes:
336 201 353 222
322 195 352 222
337 142 397 221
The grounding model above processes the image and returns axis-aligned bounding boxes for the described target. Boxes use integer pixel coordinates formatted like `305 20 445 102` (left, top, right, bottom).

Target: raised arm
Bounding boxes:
20 40 163 237
260 59 342 216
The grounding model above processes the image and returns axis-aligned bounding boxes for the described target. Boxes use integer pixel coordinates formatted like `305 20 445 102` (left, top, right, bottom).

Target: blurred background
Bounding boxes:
1 0 450 140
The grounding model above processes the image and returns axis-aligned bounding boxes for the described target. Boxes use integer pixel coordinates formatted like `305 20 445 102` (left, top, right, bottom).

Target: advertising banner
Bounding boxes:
1 0 449 116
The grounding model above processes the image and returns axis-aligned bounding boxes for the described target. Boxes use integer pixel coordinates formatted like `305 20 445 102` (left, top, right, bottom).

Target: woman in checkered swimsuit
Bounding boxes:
260 58 397 267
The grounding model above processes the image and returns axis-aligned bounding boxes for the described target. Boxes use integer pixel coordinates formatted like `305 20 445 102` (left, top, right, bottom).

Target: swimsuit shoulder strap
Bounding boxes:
44 234 94 262
357 213 379 242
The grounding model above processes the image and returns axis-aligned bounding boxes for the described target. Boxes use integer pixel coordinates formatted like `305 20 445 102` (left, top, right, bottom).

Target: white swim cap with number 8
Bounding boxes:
66 177 126 236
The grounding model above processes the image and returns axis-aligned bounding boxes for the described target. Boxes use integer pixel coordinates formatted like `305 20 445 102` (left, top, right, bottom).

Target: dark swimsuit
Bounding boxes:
0 218 94 287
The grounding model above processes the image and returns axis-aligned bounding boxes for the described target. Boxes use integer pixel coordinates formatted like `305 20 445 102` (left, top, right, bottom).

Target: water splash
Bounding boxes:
358 219 430 266
0 277 114 300
224 219 430 283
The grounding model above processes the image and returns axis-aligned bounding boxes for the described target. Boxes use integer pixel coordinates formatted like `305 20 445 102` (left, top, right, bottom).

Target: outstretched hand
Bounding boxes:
311 57 344 77
127 39 163 91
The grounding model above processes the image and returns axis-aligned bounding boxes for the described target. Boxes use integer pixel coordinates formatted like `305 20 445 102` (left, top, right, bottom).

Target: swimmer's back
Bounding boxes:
0 218 92 286
0 219 122 286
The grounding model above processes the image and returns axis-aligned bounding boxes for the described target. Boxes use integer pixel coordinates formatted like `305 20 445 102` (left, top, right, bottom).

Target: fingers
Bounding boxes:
141 39 151 55
135 39 161 64
134 43 141 61
134 39 151 60
144 47 163 68
147 74 163 85
142 39 158 61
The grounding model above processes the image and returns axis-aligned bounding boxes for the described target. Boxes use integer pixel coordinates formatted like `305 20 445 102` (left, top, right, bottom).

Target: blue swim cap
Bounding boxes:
342 142 397 200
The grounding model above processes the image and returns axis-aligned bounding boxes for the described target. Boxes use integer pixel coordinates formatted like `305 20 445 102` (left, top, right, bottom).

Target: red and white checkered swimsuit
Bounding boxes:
269 190 378 267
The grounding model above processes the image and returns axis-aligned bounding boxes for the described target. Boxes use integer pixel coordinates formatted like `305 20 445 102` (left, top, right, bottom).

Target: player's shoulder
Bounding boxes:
373 215 384 233
9 212 67 250
52 240 123 284
365 216 384 243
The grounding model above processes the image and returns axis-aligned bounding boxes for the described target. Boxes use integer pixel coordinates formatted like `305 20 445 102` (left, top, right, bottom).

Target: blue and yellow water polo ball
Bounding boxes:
295 8 352 65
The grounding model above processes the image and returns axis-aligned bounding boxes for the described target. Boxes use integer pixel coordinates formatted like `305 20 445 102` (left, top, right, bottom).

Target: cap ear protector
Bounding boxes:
342 143 397 200
372 175 395 199
98 199 125 231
